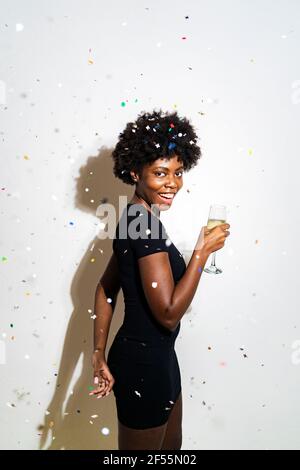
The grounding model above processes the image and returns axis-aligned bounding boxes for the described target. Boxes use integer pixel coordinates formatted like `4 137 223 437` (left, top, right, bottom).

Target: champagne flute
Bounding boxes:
204 204 227 274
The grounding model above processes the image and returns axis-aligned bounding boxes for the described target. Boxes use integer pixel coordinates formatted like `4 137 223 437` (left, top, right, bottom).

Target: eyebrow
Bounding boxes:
154 166 184 171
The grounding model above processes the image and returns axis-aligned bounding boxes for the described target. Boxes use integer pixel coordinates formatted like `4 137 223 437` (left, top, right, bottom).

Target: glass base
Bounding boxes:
204 265 223 274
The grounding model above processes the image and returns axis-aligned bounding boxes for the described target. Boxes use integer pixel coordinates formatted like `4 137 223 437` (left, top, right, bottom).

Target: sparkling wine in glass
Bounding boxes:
204 204 227 274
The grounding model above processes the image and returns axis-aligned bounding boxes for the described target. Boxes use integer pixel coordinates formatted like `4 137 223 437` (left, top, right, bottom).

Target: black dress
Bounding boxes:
107 203 186 429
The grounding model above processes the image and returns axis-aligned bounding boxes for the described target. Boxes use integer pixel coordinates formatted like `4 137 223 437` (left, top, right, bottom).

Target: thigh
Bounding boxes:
161 391 182 450
108 339 181 430
118 420 168 450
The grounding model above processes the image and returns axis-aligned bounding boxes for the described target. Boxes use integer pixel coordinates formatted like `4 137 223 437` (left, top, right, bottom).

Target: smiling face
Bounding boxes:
130 155 184 211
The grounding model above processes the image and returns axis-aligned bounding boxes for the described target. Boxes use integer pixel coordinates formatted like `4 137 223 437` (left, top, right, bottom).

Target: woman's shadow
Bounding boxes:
38 146 132 450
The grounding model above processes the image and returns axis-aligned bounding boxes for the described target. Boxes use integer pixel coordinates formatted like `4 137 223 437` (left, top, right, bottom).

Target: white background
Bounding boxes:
1 0 300 450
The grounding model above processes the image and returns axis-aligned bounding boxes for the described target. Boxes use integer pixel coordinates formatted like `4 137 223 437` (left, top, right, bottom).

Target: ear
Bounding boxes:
130 170 138 183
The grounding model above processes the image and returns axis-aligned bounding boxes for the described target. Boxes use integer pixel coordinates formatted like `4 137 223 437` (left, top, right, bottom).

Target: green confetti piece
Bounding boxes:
2 256 8 262
121 101 126 107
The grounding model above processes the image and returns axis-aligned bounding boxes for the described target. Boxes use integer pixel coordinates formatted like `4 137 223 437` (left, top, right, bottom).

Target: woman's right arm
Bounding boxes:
136 223 230 332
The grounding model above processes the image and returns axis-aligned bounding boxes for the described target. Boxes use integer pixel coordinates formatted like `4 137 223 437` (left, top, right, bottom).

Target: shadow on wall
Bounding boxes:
38 146 133 450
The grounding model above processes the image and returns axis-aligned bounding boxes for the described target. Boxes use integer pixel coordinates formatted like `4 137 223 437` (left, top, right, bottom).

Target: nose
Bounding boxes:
164 177 177 189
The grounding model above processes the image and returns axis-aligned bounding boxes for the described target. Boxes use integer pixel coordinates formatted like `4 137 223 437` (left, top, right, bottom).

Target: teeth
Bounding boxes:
159 193 174 199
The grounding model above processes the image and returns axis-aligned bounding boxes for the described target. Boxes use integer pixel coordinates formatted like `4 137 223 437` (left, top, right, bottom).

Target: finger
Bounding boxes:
100 378 111 396
107 379 115 394
104 379 113 395
93 373 100 385
89 378 106 395
97 377 113 397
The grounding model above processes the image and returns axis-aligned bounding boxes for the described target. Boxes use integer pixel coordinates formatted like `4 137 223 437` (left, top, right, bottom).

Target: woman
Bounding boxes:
89 109 230 450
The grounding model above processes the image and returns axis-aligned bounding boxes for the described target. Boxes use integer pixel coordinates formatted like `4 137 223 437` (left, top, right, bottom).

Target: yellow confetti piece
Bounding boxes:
90 258 95 263
248 149 253 156
88 58 94 64
24 155 30 160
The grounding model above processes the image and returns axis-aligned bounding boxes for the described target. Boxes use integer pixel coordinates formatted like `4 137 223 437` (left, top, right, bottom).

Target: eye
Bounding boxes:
154 171 183 177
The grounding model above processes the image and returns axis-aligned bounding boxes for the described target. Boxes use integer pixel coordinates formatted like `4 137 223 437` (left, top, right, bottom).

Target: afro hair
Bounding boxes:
112 108 202 185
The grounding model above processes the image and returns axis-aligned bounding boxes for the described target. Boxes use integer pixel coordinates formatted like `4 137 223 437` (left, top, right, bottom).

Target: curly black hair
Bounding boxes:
112 108 202 185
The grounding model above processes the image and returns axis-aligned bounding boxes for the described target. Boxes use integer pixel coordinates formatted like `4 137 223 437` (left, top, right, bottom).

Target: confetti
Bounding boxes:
165 238 172 247
151 282 158 288
101 427 110 436
134 390 141 397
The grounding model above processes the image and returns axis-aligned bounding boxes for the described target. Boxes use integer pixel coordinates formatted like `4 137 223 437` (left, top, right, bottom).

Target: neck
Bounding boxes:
133 190 160 218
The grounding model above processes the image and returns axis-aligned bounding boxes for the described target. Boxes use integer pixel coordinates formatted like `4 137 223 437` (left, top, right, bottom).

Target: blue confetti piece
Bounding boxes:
168 142 176 150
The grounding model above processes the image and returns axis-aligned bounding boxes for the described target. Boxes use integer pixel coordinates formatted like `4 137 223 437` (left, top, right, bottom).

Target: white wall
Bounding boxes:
1 0 300 450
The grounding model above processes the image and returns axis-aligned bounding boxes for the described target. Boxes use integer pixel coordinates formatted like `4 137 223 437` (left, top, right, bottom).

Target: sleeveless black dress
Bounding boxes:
107 203 186 429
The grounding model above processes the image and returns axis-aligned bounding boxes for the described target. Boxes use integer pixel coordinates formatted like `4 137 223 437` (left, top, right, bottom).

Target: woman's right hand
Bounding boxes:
196 223 230 255
89 351 115 398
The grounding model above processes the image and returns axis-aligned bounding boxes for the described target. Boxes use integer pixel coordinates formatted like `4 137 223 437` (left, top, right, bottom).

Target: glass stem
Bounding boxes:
211 252 216 266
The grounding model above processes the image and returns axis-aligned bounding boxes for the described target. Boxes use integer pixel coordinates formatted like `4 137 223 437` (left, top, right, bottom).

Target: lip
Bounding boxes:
157 193 176 205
